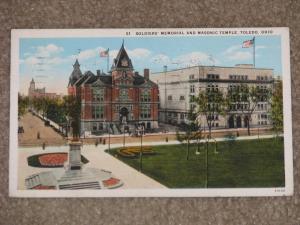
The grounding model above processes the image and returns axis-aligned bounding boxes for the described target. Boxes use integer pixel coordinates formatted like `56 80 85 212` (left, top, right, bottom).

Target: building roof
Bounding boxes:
151 65 274 75
69 59 83 86
69 44 157 88
111 42 133 70
72 70 156 88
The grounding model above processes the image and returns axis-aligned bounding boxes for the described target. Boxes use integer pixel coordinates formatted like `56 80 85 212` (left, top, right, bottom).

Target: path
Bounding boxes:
18 112 66 146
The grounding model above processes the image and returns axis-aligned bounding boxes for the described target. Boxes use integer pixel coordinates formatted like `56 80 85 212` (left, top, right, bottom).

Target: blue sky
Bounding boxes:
19 35 282 95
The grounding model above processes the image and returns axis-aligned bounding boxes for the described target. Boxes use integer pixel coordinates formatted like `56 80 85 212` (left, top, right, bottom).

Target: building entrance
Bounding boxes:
119 107 129 124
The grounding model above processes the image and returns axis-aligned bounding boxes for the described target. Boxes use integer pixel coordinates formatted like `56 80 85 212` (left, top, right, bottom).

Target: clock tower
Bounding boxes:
111 42 134 85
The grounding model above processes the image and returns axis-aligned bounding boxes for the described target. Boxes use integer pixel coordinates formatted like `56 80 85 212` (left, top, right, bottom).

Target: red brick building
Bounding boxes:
68 43 159 135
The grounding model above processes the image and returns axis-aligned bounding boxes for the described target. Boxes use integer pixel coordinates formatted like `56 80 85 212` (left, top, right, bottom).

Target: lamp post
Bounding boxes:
205 138 209 188
104 119 110 152
139 125 144 172
164 65 167 123
122 118 127 147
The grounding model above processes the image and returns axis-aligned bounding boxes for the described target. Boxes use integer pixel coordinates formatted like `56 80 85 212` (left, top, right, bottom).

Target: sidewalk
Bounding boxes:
101 133 281 148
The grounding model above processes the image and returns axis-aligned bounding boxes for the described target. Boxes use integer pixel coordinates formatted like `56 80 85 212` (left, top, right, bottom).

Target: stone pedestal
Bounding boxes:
69 142 82 170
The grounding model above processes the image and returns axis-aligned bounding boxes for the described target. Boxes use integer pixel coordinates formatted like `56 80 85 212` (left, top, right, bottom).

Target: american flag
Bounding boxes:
242 38 254 48
100 48 109 57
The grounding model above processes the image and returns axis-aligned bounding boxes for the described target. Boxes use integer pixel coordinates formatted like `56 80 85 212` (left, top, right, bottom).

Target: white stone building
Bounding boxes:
150 64 274 130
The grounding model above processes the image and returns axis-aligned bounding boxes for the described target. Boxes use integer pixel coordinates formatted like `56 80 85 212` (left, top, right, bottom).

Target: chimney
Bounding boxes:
97 70 101 76
144 68 149 80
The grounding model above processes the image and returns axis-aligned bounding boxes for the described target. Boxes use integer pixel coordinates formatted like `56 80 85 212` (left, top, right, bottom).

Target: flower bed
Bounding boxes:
32 185 56 190
27 153 89 168
39 153 68 167
102 177 121 188
117 146 155 158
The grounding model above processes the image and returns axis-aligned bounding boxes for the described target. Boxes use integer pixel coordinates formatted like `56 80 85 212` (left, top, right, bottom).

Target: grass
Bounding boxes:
107 138 285 188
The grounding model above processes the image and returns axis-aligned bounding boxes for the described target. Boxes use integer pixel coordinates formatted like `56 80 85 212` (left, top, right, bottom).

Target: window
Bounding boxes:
189 74 195 80
180 95 185 101
92 105 104 119
180 113 185 119
190 85 195 93
140 89 151 102
168 95 172 100
92 88 104 102
207 74 220 80
190 95 195 102
190 104 196 110
140 104 151 119
119 88 129 100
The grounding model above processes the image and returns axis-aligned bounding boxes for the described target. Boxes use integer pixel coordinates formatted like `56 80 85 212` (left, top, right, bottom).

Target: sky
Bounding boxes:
19 35 282 95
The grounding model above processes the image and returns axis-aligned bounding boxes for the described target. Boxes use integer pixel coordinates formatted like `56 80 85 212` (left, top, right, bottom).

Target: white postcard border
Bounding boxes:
9 27 293 197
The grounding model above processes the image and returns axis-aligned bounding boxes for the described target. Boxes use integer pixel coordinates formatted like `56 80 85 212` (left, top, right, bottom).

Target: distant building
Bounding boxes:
28 78 60 99
150 64 274 129
68 43 159 135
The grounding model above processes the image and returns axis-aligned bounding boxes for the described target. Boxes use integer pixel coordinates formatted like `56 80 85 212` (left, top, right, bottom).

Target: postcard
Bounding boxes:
10 28 293 197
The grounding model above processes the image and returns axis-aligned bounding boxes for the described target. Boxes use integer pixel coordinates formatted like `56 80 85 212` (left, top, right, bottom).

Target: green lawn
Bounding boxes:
107 138 285 188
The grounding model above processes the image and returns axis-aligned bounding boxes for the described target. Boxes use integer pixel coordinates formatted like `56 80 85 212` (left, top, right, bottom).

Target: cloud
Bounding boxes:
227 51 252 61
222 45 252 61
223 45 240 55
151 54 171 65
108 49 119 60
36 44 64 57
108 48 151 61
21 44 65 66
127 48 151 59
175 51 213 66
256 45 267 51
70 47 106 61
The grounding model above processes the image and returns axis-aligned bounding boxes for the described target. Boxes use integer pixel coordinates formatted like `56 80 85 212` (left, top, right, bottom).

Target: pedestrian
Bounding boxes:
42 142 46 150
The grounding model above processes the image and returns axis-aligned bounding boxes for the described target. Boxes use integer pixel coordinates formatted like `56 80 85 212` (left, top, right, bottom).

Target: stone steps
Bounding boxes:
59 181 101 190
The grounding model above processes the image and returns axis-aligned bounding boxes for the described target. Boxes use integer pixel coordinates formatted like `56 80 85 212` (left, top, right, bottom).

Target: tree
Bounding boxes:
62 95 81 140
270 81 283 136
31 97 43 114
228 84 272 136
46 98 66 124
18 94 29 118
176 109 203 160
193 87 226 139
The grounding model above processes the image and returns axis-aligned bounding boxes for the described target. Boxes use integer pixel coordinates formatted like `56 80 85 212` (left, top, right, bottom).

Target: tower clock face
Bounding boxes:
121 59 128 67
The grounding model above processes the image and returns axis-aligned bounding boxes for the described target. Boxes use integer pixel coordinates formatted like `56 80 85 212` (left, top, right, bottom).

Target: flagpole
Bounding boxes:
253 37 255 68
107 48 109 73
